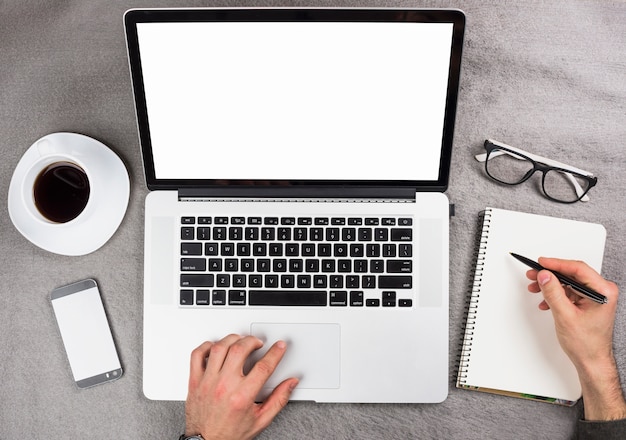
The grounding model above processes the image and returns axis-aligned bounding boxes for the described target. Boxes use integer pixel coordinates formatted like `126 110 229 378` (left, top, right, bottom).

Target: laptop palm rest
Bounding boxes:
248 323 341 396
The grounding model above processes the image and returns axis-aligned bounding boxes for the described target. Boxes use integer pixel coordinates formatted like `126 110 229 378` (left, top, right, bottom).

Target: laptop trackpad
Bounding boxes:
249 323 341 391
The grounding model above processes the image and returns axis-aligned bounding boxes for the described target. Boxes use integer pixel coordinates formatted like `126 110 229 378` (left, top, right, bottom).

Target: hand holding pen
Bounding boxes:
521 257 626 422
511 253 607 304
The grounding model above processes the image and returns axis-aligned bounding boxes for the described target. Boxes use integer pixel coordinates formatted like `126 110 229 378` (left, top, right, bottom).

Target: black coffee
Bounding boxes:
33 162 90 223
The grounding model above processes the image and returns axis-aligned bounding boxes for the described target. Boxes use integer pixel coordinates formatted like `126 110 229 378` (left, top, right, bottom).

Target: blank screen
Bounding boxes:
136 21 453 181
51 287 120 382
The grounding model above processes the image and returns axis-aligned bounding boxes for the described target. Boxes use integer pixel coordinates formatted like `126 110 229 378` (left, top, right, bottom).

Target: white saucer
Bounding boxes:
8 132 130 256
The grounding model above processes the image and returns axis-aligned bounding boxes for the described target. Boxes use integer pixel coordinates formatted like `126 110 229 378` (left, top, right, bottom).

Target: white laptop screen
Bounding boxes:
126 9 464 190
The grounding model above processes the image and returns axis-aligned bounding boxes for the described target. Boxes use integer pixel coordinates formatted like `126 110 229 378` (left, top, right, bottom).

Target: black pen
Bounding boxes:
510 252 608 304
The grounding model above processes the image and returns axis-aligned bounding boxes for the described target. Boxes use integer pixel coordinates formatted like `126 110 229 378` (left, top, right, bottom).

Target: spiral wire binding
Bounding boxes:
456 209 492 387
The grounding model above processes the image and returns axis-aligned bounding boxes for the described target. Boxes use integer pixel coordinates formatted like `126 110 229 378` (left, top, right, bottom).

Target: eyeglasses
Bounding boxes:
475 139 597 203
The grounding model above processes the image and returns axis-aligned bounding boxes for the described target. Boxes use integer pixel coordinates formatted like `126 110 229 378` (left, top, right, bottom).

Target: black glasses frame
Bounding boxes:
483 140 598 204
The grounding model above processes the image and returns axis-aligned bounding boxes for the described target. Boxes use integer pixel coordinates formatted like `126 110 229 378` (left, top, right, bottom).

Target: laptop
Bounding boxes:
125 8 464 403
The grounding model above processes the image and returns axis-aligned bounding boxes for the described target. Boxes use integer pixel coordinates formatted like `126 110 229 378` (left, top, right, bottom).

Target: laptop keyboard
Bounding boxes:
179 216 414 308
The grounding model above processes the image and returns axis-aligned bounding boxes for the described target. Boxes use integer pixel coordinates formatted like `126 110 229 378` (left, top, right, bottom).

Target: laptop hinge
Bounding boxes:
178 186 416 201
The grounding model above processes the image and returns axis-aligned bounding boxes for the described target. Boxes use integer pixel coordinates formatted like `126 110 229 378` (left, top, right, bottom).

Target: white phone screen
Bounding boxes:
50 279 122 388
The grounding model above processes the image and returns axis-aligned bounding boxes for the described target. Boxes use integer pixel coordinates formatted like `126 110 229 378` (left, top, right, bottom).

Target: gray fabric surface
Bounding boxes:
1 1 625 439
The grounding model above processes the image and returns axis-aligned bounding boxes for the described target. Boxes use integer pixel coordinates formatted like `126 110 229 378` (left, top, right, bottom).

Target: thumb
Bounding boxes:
257 378 299 429
537 270 573 314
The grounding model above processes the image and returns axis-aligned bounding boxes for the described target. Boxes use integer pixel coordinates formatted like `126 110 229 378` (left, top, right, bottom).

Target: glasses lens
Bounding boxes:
486 148 534 184
543 169 591 203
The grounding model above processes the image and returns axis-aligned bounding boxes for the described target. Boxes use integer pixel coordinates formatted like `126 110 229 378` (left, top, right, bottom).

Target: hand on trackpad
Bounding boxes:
248 323 341 392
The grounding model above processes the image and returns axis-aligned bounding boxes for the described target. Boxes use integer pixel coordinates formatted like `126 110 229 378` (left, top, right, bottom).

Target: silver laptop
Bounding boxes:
125 8 464 403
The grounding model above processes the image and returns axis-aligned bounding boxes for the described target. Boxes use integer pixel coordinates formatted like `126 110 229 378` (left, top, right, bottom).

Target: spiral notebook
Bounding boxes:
457 207 606 405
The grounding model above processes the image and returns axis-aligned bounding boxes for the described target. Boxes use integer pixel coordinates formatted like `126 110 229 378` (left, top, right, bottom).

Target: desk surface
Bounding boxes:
1 1 625 438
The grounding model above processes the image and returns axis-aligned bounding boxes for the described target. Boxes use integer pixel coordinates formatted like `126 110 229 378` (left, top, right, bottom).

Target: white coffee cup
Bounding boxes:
20 138 94 225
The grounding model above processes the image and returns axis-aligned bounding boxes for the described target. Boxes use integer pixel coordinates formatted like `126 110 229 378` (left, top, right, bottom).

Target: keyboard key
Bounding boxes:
197 227 210 240
330 275 343 288
181 227 194 240
196 290 210 305
358 228 372 241
391 228 413 241
342 228 356 241
205 243 218 256
350 244 364 257
314 217 329 225
220 243 234 256
240 259 254 272
198 217 212 224
382 218 395 226
213 227 226 240
281 275 295 288
231 217 245 225
298 217 313 225
261 227 275 240
350 291 364 306
366 298 380 307
228 290 246 305
362 275 376 288
326 228 340 241
249 275 262 288
217 274 230 287
181 217 195 224
294 228 308 241
180 290 193 305
265 275 279 288
181 242 202 256
180 274 214 287
215 217 228 224
346 275 359 288
379 276 412 289
277 228 291 240
212 290 226 305
208 258 222 271
181 258 206 271
374 228 388 241
399 244 413 257
399 299 413 307
313 275 327 288
249 290 327 306
382 244 396 257
399 218 412 226
387 260 412 273
330 291 347 306
382 291 396 307
229 227 243 240
233 274 246 287
248 217 262 225
297 274 311 288
264 217 279 225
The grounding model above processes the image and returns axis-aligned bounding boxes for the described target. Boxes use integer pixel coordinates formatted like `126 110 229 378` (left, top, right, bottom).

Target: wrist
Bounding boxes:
577 356 626 421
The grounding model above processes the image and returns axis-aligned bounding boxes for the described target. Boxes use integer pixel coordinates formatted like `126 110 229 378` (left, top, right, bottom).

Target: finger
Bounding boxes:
536 270 576 316
246 340 288 392
539 257 619 304
188 341 214 390
538 257 607 293
220 335 264 372
256 377 299 431
525 269 538 281
205 334 245 374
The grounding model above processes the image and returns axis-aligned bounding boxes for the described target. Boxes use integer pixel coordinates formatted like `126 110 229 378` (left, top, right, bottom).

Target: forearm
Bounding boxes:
578 356 626 421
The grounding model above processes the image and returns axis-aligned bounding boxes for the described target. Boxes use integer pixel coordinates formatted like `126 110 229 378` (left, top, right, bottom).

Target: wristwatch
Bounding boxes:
179 435 203 440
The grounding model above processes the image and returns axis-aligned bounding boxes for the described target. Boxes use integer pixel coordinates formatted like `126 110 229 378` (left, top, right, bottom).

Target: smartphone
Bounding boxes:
50 279 123 388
